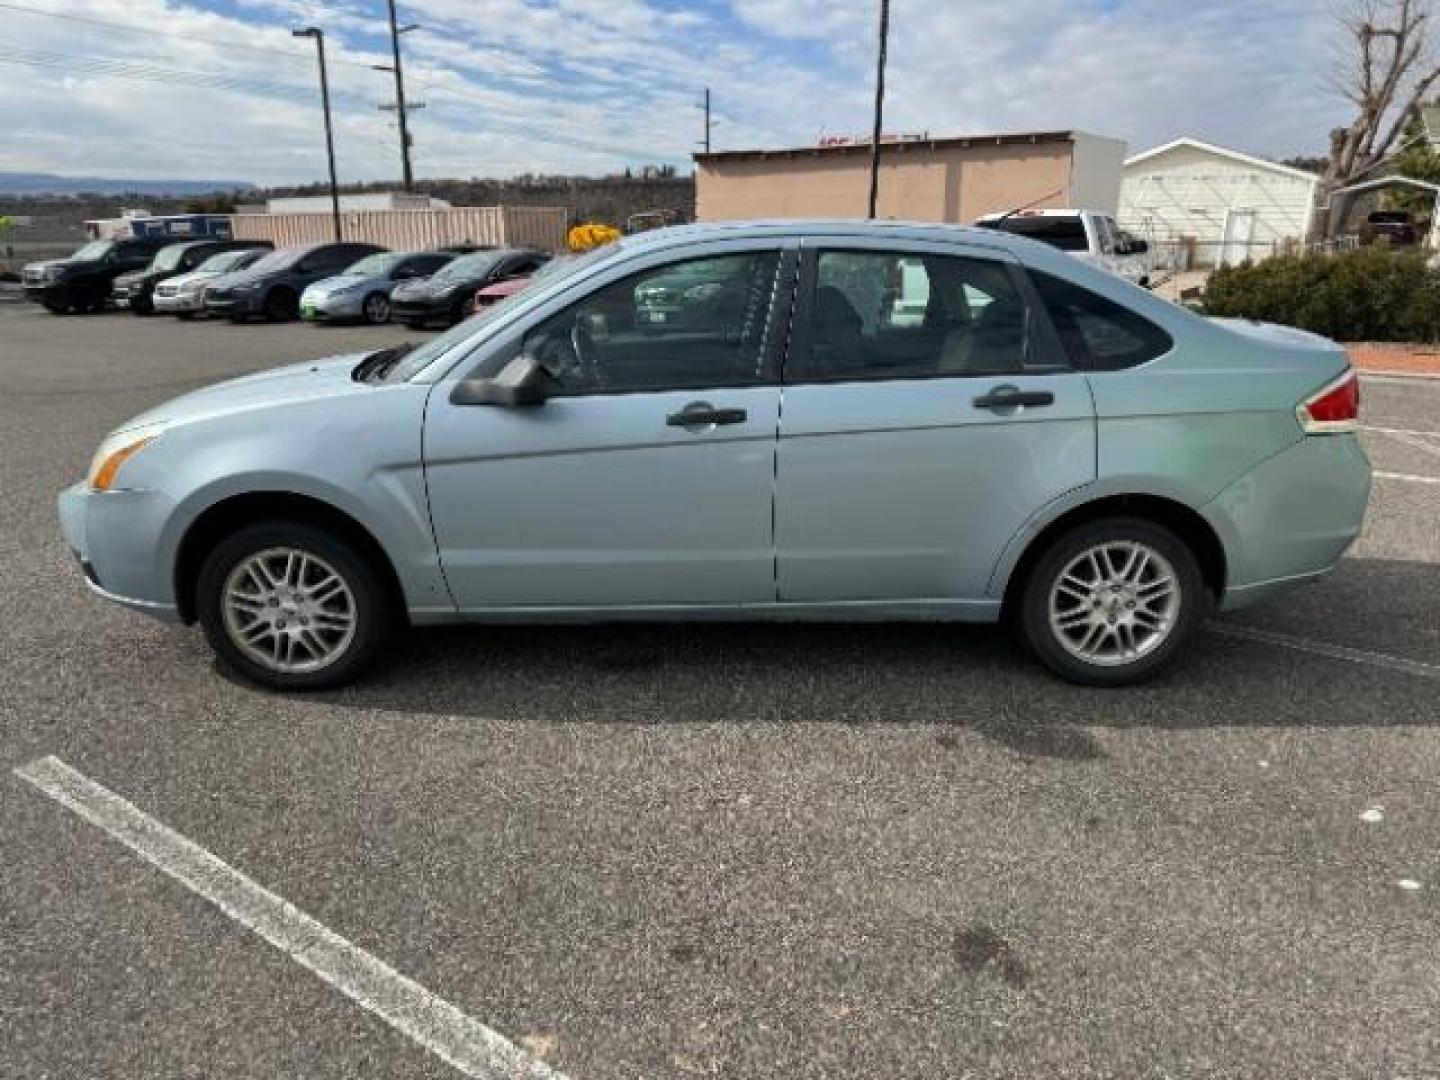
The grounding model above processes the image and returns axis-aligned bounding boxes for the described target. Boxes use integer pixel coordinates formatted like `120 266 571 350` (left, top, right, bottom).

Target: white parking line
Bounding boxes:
1367 428 1440 460
1374 470 1440 486
1362 424 1440 441
1212 624 1440 681
14 755 566 1080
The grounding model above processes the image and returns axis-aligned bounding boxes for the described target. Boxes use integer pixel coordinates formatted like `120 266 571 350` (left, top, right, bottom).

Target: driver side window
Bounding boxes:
522 250 780 394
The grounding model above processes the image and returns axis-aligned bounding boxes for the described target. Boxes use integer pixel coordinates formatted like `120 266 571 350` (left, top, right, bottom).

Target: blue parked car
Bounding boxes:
59 221 1370 690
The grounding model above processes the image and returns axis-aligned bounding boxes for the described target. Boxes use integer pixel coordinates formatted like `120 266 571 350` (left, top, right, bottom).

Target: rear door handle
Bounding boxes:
667 404 748 427
972 385 1055 411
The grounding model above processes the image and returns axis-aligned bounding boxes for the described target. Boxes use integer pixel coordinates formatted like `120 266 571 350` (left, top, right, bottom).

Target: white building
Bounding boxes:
264 192 450 214
1119 138 1319 267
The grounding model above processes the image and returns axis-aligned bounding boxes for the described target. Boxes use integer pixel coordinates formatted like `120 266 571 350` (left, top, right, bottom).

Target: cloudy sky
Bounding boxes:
0 0 1348 187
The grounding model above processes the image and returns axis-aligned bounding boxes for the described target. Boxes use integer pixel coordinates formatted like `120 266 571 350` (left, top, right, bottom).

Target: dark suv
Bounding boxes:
22 236 185 314
1360 210 1421 247
203 242 385 322
111 239 273 316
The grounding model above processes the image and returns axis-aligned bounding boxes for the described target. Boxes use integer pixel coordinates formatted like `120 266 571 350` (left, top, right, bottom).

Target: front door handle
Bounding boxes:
972 385 1055 411
666 403 748 428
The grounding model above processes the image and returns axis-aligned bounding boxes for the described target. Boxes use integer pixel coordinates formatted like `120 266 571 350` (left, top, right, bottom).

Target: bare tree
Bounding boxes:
1314 0 1440 236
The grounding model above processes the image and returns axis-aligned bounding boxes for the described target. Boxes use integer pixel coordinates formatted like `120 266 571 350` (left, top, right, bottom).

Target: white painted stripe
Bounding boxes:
1374 470 1440 486
13 756 565 1080
1212 624 1440 681
1361 424 1440 440
1358 372 1440 384
1368 428 1440 459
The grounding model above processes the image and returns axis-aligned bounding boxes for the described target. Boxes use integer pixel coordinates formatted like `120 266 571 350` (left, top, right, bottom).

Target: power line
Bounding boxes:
0 45 318 99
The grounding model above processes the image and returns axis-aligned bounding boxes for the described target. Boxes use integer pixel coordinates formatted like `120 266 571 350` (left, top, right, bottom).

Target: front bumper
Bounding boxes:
58 481 181 623
154 290 206 313
204 290 262 316
23 283 64 305
391 295 453 321
301 290 365 322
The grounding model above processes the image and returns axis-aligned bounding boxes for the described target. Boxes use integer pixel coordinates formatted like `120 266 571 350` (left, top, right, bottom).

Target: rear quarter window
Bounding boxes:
1029 270 1173 371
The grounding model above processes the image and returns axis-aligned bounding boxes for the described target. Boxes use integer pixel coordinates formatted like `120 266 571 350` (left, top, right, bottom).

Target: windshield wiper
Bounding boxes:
351 343 416 383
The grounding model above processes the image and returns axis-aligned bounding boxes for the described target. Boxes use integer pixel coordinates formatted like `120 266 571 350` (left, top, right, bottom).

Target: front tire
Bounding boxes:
195 521 392 690
263 287 298 322
1016 517 1205 687
361 292 391 325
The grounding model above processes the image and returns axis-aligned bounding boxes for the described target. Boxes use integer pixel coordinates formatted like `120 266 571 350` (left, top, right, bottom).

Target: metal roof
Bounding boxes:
694 131 1081 164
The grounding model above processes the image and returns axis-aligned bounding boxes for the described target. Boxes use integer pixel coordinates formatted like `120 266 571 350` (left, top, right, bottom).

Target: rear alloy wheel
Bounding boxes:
1018 517 1204 686
196 521 391 690
361 292 391 325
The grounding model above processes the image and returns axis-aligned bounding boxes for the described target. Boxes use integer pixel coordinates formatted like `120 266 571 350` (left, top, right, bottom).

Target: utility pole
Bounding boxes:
700 87 713 154
382 0 417 191
866 0 891 219
292 26 342 242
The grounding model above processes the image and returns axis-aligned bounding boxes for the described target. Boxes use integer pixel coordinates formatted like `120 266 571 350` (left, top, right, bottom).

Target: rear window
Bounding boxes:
1029 270 1173 371
978 215 1089 252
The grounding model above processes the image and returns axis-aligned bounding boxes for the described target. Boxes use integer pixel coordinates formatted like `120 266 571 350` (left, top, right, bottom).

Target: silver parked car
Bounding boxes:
299 250 455 325
59 221 1371 690
152 248 272 318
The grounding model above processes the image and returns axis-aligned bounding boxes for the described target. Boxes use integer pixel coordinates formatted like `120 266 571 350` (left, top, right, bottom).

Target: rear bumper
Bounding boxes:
1208 433 1372 610
58 481 181 623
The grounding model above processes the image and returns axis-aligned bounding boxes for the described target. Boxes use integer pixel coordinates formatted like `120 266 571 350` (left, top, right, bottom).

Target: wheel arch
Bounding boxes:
173 490 407 625
997 493 1228 617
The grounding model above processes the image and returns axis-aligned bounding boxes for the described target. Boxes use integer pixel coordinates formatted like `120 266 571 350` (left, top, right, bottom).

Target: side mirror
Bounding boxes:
392 266 418 280
450 354 562 408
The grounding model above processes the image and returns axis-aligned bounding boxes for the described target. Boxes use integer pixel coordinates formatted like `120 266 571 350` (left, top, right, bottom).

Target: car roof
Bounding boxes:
615 218 1047 258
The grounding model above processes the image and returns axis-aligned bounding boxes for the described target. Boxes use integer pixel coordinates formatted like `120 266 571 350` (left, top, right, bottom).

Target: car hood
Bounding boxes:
113 354 374 435
392 276 456 299
1209 318 1345 355
163 268 218 289
305 273 373 296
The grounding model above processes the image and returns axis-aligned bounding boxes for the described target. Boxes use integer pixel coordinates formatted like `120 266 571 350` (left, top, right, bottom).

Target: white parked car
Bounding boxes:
152 248 271 318
976 209 1154 287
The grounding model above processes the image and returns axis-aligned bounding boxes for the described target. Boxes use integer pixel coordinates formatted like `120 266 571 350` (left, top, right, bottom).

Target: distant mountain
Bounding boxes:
0 172 254 196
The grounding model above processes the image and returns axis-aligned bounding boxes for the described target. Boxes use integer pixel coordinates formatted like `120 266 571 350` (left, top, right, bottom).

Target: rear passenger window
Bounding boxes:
799 250 1033 381
1029 271 1172 371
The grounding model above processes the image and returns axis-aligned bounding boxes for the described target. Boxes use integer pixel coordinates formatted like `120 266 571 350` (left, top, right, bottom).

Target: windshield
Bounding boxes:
977 216 1089 252
386 243 623 383
70 240 114 261
198 249 257 273
434 251 503 281
341 252 403 277
151 244 193 271
243 249 301 274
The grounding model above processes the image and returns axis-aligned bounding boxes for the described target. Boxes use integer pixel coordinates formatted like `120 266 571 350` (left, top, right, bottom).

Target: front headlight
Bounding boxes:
88 425 166 491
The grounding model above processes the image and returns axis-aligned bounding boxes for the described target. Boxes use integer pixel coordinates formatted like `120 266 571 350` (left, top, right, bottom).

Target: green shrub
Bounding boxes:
1201 246 1439 342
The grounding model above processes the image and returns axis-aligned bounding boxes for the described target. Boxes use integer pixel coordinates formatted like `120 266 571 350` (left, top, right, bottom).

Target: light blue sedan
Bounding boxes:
59 221 1371 689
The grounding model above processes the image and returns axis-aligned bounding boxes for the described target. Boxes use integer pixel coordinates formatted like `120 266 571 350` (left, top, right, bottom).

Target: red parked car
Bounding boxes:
473 254 577 310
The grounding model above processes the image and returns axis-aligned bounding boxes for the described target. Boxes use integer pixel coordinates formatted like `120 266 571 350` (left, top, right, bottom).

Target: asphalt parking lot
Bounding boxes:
2 303 1438 1079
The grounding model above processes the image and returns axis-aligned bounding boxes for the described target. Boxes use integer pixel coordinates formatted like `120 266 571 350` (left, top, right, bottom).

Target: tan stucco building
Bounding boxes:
694 130 1126 224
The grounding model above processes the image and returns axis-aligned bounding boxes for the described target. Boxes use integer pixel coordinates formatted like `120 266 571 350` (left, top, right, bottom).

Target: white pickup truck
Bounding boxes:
974 209 1155 287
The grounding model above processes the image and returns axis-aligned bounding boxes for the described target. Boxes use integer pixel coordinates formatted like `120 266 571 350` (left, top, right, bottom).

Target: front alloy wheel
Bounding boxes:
196 521 390 690
1018 518 1203 686
362 292 391 324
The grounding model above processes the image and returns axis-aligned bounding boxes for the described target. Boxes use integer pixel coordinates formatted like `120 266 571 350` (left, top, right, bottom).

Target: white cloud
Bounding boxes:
0 0 1355 187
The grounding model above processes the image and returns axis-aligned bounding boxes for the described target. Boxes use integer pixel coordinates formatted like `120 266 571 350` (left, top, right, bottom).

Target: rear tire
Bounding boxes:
195 520 392 691
175 311 195 321
1016 517 1205 687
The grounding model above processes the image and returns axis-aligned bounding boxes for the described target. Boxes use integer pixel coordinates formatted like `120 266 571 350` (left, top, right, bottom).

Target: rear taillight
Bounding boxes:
1297 369 1360 434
